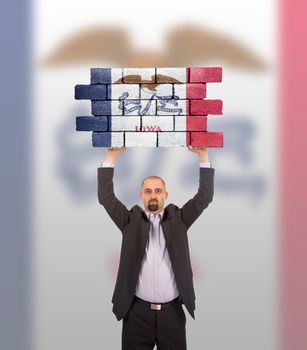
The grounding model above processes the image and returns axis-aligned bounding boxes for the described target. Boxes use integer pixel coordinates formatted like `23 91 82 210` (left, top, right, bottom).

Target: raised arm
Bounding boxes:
97 147 130 231
180 147 215 229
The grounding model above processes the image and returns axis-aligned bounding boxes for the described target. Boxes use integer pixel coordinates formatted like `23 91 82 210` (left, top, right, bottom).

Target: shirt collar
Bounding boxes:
144 209 164 220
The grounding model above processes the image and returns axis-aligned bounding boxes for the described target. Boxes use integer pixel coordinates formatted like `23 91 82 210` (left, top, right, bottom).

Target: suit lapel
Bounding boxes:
140 211 150 252
161 208 174 259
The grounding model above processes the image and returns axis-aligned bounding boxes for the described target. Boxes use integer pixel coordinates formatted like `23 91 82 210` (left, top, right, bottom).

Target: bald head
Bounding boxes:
141 175 166 190
140 175 168 213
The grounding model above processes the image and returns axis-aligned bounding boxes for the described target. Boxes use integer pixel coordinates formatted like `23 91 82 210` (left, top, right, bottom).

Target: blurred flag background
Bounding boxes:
1 0 306 350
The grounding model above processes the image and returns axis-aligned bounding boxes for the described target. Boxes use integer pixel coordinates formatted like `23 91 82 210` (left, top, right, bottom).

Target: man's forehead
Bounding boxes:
142 178 165 188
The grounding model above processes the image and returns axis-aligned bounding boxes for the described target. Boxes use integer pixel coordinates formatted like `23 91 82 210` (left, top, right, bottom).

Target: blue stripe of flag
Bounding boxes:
90 68 112 146
90 68 112 84
92 132 112 147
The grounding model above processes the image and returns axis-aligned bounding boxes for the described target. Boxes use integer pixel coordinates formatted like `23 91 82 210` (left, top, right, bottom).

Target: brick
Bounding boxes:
111 117 140 131
190 132 223 147
92 131 124 147
173 83 207 100
186 83 207 99
123 99 156 116
74 84 106 100
157 99 188 115
108 84 140 100
92 101 123 116
141 116 174 131
123 68 155 83
91 68 123 84
111 132 125 146
156 68 187 83
174 116 187 131
158 132 188 147
172 84 186 99
186 116 207 131
190 100 223 115
189 67 222 83
92 132 111 147
125 132 157 147
76 116 108 131
174 116 207 131
140 84 173 100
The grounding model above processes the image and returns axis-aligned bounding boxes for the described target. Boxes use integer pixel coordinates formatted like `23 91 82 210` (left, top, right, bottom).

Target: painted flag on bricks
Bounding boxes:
75 67 224 147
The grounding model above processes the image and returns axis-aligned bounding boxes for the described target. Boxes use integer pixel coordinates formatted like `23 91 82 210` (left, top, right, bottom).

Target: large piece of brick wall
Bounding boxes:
75 67 223 147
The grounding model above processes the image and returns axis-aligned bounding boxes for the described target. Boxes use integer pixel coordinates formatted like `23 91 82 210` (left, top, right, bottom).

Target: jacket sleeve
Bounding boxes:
180 167 215 229
97 167 130 232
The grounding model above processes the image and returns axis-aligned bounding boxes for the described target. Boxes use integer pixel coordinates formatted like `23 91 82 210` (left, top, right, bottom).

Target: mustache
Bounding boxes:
149 199 158 204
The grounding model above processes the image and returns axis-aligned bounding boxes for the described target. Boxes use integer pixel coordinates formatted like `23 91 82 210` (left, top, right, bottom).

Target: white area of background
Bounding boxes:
33 1 277 349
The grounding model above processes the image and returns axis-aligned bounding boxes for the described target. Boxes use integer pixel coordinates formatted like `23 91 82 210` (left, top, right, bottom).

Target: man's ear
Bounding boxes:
165 192 169 200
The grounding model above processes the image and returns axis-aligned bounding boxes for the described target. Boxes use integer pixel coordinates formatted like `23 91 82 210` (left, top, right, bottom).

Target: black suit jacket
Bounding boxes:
97 166 215 321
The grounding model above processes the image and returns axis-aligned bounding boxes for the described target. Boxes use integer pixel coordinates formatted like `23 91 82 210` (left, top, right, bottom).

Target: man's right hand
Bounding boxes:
103 147 127 164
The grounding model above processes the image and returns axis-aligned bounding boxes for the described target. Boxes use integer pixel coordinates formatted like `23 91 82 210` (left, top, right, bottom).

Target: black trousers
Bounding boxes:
122 296 187 350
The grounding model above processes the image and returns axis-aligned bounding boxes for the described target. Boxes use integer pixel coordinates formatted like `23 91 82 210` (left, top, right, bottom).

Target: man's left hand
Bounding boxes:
187 146 209 162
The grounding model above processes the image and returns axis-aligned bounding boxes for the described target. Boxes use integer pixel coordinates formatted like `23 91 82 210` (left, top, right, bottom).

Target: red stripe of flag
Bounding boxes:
280 0 307 349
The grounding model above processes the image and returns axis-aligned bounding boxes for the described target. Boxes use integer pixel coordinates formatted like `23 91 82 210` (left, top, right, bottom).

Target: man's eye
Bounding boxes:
156 189 161 193
145 190 151 194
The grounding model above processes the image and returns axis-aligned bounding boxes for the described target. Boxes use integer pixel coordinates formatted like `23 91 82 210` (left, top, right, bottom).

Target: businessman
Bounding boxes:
97 146 215 350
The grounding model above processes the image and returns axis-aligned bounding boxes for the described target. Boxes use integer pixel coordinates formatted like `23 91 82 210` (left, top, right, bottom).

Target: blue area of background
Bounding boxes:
0 1 31 350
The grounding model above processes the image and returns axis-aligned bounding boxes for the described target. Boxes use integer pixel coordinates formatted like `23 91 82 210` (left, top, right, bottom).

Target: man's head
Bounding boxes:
140 176 168 214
